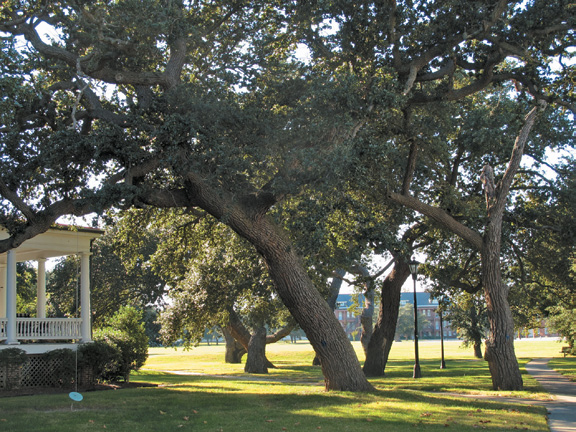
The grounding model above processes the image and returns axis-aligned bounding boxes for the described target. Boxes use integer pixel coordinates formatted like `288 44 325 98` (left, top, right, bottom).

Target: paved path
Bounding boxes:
525 358 576 432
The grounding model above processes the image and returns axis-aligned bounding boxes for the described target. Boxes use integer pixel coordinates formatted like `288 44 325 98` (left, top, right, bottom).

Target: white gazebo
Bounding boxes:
0 225 103 353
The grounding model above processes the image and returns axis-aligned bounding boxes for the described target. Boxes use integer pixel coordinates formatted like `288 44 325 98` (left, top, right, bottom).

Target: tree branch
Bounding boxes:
386 191 483 250
491 103 544 217
0 178 37 222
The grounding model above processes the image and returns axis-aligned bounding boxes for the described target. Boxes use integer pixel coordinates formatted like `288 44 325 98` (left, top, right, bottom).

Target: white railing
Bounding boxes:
0 318 82 340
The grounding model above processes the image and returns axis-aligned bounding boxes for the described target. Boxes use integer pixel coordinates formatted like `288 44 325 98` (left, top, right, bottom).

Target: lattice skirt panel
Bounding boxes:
1 354 91 390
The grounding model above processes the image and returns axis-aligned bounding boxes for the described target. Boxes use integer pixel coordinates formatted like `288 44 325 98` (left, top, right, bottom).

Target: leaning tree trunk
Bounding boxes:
363 261 410 376
262 241 373 391
222 327 247 364
179 171 373 391
313 270 344 366
482 223 523 390
244 326 268 374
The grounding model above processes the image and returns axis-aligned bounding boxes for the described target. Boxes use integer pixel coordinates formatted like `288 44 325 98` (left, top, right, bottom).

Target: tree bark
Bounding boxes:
222 326 246 363
244 325 268 374
349 265 375 356
363 260 410 376
481 105 542 390
474 341 483 359
258 235 372 391
313 270 344 366
385 105 542 390
481 222 523 389
225 311 274 369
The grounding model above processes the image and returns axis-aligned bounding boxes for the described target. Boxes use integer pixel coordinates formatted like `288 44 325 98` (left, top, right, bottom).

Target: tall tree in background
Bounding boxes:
48 224 166 327
0 1 573 391
148 211 294 374
15 262 37 315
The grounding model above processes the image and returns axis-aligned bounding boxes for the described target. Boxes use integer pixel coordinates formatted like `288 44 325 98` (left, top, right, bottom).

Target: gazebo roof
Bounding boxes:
0 225 104 264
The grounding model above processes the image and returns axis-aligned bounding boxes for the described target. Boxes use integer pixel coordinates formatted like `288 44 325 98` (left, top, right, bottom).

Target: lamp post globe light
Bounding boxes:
408 257 421 379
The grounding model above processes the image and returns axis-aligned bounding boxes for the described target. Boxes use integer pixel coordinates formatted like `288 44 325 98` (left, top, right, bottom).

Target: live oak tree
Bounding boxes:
0 1 574 391
389 88 574 388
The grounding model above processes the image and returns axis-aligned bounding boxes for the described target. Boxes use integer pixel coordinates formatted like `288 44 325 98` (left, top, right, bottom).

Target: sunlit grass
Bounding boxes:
0 338 562 431
548 356 576 381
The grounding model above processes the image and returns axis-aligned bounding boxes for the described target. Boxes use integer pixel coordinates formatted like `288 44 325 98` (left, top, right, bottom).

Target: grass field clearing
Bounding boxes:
1 338 572 431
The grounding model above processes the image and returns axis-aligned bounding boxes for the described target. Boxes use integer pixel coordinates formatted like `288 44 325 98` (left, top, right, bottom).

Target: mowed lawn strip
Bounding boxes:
0 339 562 431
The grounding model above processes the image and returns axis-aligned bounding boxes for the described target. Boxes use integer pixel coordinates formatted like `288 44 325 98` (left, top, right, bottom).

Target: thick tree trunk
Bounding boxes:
363 261 410 376
177 172 373 391
254 222 373 391
313 270 344 366
482 224 523 390
480 106 542 391
244 326 268 374
223 327 246 363
384 105 541 391
226 311 275 369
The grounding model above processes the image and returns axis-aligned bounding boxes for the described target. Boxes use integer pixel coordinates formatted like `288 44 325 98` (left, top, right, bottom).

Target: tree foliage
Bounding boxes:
94 305 149 382
47 223 167 327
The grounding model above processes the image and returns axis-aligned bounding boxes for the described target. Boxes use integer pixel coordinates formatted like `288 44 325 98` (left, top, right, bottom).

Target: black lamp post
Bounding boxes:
408 257 421 379
438 298 446 369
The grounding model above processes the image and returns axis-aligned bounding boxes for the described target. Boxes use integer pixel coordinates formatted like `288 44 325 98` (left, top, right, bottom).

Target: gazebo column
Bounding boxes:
0 264 6 317
5 250 19 344
36 258 47 319
80 252 92 342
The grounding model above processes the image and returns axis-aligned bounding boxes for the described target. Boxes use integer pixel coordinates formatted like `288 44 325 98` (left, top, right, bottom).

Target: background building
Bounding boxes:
335 292 457 340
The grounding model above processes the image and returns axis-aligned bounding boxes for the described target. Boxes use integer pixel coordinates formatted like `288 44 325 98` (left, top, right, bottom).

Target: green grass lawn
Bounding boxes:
0 338 567 431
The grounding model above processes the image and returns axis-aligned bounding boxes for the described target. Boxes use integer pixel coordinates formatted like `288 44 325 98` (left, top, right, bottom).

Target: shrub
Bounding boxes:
0 348 28 365
78 341 122 385
94 306 149 382
549 307 576 354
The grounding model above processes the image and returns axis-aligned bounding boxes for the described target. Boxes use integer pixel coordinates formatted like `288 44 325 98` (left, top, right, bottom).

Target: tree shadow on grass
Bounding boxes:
0 368 549 431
